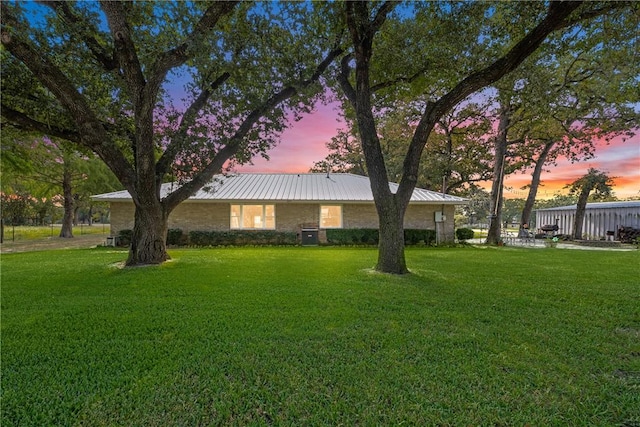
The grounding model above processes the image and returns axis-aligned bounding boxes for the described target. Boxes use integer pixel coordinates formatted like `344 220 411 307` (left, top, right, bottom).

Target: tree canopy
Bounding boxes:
3 1 636 271
567 168 615 239
334 1 635 272
1 1 344 265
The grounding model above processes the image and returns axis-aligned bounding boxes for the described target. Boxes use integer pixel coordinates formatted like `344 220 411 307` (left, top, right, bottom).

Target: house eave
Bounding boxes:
93 197 467 205
91 173 469 205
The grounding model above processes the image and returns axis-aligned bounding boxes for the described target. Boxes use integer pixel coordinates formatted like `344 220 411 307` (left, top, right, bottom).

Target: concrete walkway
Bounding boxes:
467 238 637 251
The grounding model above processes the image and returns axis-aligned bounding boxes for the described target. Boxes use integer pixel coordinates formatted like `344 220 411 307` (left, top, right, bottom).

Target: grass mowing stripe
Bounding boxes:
1 246 638 425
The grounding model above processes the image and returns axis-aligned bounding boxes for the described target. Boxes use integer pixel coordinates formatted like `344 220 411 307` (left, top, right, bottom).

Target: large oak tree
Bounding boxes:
336 1 629 273
567 168 614 239
1 1 343 265
481 5 638 242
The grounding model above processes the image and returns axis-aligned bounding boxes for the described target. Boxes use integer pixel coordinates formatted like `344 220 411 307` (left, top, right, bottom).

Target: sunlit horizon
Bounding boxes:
234 104 640 201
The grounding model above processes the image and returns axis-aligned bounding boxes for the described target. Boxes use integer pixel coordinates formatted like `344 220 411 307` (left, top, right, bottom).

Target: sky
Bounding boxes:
18 2 639 200
235 103 640 200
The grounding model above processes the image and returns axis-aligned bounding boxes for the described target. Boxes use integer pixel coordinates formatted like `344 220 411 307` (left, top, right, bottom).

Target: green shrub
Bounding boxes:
362 228 379 245
325 229 436 246
326 229 379 245
117 229 132 247
424 229 437 245
167 229 185 246
404 229 424 245
456 227 474 241
404 229 437 246
188 230 297 246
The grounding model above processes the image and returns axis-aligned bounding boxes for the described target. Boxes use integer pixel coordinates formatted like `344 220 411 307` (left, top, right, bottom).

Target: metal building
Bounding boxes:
535 201 640 240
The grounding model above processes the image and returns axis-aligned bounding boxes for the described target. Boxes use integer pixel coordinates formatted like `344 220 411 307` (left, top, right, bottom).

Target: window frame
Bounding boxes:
320 204 343 229
230 204 276 230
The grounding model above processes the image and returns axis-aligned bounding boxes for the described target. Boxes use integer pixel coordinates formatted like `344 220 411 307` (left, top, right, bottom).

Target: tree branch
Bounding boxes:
100 1 146 105
146 2 239 98
38 1 118 71
438 2 583 117
1 105 81 142
337 53 357 106
155 71 232 178
370 2 398 34
555 2 628 30
397 1 585 202
162 46 344 211
1 4 136 191
371 69 425 92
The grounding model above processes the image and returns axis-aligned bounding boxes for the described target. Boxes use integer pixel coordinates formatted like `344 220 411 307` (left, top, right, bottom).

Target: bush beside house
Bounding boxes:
117 227 439 247
326 228 437 246
456 228 474 242
189 230 298 246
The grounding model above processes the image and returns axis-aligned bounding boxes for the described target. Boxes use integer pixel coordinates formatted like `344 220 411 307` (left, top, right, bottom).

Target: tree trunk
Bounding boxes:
520 141 554 237
486 169 504 244
59 165 74 238
126 202 170 266
376 199 408 274
573 190 590 240
486 106 509 245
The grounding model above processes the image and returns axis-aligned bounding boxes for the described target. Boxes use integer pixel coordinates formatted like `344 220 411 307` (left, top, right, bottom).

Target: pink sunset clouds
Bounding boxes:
235 102 343 173
502 133 640 199
236 105 639 199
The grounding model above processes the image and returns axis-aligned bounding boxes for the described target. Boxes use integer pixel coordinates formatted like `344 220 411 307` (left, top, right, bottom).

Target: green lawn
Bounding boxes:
1 224 110 241
2 246 638 426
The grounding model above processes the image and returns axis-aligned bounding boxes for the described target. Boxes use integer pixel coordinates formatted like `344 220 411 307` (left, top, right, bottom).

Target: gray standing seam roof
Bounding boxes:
92 173 468 204
535 201 640 211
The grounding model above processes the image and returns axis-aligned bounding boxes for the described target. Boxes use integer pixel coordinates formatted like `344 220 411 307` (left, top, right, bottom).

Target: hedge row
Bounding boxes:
455 227 474 241
188 230 297 246
117 227 446 247
325 228 437 246
117 229 297 247
325 228 379 245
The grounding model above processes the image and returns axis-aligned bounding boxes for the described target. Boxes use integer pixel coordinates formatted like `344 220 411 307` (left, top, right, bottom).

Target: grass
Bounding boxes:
2 246 639 425
1 224 110 241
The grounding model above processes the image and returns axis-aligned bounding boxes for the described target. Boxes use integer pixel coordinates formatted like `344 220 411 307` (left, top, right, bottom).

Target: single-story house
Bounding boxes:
92 173 468 244
535 200 640 240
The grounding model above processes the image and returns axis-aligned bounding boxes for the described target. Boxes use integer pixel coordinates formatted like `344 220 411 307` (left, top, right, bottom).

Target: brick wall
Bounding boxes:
109 202 134 236
169 202 230 232
108 201 457 242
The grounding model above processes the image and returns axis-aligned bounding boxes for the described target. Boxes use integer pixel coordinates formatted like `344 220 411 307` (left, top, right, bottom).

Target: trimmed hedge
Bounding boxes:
405 229 437 246
188 230 297 246
167 228 186 246
326 228 379 245
117 227 437 247
326 228 436 246
455 227 474 241
117 229 132 247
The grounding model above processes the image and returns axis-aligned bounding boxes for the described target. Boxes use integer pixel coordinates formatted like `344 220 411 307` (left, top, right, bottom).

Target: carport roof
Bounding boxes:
536 201 640 211
92 173 467 204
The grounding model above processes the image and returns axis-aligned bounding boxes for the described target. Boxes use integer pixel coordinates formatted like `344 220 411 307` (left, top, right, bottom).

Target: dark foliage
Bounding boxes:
326 228 436 246
188 230 297 246
456 228 475 241
167 229 186 246
117 229 132 247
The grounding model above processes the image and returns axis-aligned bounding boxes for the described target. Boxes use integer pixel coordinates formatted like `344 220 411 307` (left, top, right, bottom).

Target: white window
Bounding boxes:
230 204 275 229
320 205 342 228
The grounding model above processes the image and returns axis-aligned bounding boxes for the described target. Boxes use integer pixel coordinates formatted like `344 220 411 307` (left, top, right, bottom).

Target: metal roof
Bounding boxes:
536 201 640 212
92 173 467 204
